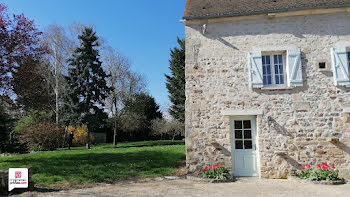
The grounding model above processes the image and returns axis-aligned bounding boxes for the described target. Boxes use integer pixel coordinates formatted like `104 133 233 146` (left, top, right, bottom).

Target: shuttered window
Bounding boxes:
248 49 303 88
331 47 350 86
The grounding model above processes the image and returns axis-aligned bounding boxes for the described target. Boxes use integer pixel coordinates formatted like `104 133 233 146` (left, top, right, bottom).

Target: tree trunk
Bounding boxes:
54 48 59 125
86 126 91 149
63 126 68 147
113 118 118 147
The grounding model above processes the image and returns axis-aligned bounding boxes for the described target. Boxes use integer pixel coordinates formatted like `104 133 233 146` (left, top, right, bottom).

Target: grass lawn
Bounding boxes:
0 141 185 186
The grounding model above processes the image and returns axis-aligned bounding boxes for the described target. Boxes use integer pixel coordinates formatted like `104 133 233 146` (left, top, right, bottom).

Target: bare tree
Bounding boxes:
151 118 184 140
103 47 146 147
40 25 73 125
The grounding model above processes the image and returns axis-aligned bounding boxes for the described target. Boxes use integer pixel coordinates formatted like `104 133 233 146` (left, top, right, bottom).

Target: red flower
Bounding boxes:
318 164 322 169
300 165 305 169
322 163 330 167
213 164 221 169
203 166 210 171
322 163 330 170
332 166 336 169
306 165 311 169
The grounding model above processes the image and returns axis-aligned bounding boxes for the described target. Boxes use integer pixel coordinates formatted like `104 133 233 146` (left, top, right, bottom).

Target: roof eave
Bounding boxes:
183 3 350 20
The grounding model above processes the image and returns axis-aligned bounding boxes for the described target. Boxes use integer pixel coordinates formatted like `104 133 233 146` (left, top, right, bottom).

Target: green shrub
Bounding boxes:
14 110 53 133
202 165 230 180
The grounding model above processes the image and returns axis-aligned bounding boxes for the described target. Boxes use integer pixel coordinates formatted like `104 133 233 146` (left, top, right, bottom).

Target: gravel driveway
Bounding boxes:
15 178 350 197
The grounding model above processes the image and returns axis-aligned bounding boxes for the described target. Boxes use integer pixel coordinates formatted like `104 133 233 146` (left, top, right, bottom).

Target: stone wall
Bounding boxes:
185 11 350 179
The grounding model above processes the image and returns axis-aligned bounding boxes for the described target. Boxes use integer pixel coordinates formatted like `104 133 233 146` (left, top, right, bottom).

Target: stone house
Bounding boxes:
183 0 350 179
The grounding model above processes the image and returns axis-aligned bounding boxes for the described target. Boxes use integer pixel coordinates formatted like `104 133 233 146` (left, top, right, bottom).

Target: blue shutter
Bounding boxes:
248 51 263 88
287 49 303 87
331 47 350 86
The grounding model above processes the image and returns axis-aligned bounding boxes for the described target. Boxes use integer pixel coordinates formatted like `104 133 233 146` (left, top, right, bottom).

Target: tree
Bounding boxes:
165 38 185 123
41 24 73 125
13 58 53 110
121 93 162 140
0 105 11 152
0 4 45 97
63 27 110 149
151 118 184 140
103 47 146 146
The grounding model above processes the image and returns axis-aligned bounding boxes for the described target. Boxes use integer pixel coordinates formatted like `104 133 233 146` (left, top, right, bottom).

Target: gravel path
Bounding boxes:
15 178 350 197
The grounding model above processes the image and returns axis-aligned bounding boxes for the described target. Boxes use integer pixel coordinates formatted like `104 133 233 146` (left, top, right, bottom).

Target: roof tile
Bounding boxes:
184 0 350 19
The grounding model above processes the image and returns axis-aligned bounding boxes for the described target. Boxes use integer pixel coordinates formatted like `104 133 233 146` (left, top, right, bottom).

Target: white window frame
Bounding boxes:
261 52 287 88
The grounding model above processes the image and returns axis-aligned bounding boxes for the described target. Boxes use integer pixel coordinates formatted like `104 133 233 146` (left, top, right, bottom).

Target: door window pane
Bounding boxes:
244 130 252 139
235 121 242 129
234 120 254 150
235 130 243 139
244 140 253 149
235 140 243 149
243 120 251 129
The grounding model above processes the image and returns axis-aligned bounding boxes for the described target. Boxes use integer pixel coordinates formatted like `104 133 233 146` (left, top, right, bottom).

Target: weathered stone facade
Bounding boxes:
185 11 350 179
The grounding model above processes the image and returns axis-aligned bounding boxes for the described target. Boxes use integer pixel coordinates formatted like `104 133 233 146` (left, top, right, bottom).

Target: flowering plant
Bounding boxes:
296 163 341 181
202 164 230 180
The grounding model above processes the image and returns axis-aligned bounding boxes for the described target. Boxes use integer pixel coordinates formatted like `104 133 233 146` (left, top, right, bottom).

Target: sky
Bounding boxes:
2 0 186 111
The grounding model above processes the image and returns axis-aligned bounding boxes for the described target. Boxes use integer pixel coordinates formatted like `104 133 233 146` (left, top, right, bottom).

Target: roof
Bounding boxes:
183 0 350 19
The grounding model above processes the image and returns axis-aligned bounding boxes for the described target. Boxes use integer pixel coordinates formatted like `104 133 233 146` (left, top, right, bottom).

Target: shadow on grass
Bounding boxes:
107 141 185 149
1 146 185 188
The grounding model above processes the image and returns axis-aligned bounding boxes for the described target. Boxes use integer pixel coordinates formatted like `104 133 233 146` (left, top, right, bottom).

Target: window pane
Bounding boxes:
267 65 271 74
262 56 272 85
267 75 272 84
235 130 243 139
262 55 266 65
348 52 350 76
274 55 278 64
273 55 285 85
243 120 251 129
280 75 284 84
279 64 284 73
235 140 243 149
275 75 280 84
244 140 253 149
275 64 279 75
244 130 252 139
235 121 242 129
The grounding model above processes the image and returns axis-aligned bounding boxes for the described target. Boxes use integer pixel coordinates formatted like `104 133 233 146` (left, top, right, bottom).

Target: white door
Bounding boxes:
231 116 258 177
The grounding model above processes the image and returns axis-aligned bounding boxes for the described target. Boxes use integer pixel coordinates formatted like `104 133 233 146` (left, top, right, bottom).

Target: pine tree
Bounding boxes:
63 27 110 149
165 38 185 123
